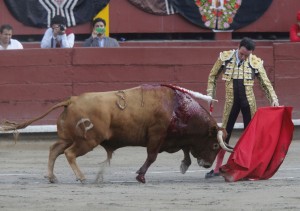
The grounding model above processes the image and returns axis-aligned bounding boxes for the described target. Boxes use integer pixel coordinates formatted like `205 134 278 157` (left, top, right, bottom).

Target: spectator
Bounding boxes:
41 15 75 48
205 37 279 179
83 18 119 47
290 11 300 42
0 24 23 50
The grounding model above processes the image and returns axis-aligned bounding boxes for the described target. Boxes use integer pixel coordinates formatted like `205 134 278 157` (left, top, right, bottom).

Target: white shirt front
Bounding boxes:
235 49 241 65
40 28 75 48
99 39 104 47
0 39 23 50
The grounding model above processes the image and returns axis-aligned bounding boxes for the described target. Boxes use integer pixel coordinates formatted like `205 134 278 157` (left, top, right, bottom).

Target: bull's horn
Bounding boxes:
225 142 234 150
217 130 234 153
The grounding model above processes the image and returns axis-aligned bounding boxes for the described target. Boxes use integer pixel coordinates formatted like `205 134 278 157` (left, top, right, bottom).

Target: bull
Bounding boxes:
1 84 233 183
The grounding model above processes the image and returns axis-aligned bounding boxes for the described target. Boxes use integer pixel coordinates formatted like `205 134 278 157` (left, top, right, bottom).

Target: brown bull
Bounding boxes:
1 84 232 183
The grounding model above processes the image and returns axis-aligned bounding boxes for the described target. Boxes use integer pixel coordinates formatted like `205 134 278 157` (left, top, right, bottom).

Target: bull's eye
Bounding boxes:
213 143 220 150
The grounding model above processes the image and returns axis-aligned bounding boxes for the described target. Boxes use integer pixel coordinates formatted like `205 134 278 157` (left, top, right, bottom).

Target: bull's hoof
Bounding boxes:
180 162 189 174
94 173 104 184
76 177 86 184
136 175 146 183
45 175 58 183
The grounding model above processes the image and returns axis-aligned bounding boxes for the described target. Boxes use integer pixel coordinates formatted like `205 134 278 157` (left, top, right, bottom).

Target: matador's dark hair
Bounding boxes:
239 37 256 51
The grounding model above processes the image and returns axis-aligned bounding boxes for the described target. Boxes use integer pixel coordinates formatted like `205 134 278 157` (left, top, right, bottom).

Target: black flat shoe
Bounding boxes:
205 170 220 179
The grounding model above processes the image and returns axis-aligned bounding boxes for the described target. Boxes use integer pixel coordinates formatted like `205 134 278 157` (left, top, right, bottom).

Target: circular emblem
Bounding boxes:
170 0 273 30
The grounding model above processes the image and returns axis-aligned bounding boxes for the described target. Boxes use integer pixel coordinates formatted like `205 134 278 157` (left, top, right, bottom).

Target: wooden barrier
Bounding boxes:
274 43 300 119
0 43 299 125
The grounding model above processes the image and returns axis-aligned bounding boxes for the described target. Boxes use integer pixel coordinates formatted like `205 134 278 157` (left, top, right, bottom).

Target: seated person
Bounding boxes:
0 24 23 50
83 18 119 47
41 15 75 48
290 11 300 42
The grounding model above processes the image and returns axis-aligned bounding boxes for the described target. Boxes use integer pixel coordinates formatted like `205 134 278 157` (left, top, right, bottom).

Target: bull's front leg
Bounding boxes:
136 151 159 184
136 128 166 183
180 147 191 174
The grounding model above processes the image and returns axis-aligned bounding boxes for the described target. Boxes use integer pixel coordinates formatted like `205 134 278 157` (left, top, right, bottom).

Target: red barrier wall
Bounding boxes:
0 43 299 125
274 43 300 118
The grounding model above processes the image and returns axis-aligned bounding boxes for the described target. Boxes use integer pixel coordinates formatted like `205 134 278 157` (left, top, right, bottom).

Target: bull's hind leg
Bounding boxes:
47 140 72 183
64 139 98 183
95 147 113 184
180 148 191 174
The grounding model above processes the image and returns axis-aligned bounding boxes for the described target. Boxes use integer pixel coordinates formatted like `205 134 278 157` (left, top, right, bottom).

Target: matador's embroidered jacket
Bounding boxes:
207 50 278 128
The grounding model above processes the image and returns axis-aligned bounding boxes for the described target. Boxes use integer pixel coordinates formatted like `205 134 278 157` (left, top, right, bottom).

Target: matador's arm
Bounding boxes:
251 55 279 105
207 58 223 99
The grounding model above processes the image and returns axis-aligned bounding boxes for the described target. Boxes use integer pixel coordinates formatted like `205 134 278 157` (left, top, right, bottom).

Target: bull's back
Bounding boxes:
107 85 175 145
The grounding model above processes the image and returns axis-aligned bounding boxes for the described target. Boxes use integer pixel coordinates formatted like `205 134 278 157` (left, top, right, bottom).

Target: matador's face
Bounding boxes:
238 46 252 61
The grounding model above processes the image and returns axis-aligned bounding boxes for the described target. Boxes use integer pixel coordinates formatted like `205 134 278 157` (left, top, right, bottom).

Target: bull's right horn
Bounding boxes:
217 130 234 153
225 142 234 150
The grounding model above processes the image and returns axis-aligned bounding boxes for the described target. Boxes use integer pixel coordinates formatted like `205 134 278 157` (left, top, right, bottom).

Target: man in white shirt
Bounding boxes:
41 15 75 48
0 24 23 50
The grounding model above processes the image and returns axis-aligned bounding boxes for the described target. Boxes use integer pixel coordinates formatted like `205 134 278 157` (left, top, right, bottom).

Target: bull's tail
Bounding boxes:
0 100 71 132
161 84 218 103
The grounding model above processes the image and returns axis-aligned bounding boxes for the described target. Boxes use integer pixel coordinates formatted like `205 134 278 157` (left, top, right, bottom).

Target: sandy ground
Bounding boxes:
0 134 299 211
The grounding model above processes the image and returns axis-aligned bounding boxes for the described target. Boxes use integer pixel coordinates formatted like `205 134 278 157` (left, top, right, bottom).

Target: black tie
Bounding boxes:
238 61 243 68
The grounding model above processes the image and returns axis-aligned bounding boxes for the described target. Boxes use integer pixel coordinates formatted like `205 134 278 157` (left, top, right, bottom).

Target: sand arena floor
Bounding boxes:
0 134 299 211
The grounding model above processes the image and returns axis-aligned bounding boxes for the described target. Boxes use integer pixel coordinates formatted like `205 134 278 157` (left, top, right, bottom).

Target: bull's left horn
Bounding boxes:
217 130 234 153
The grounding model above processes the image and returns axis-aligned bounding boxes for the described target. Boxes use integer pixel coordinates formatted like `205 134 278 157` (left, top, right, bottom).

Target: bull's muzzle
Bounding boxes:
197 159 212 168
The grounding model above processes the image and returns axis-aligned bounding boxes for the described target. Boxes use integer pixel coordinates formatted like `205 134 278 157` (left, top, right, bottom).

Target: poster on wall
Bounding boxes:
4 0 110 28
128 0 273 30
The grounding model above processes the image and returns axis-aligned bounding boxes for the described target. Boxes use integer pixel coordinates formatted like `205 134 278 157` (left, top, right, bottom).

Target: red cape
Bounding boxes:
220 106 294 182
